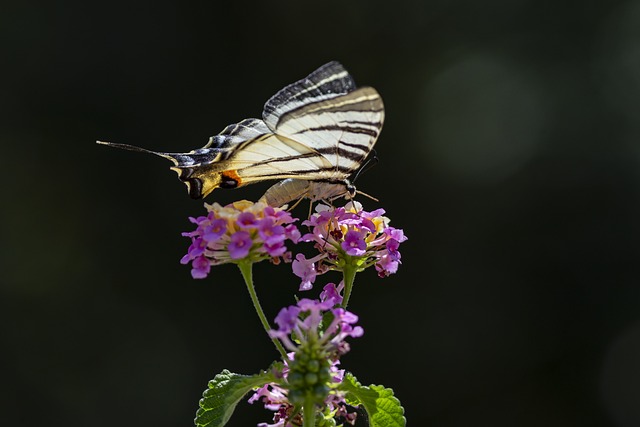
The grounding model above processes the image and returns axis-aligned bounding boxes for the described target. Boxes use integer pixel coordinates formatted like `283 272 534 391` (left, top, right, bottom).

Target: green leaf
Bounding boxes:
194 368 277 427
338 372 406 427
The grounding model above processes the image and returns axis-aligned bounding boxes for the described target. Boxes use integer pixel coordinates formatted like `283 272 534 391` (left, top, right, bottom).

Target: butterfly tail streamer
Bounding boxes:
96 140 206 164
97 140 227 199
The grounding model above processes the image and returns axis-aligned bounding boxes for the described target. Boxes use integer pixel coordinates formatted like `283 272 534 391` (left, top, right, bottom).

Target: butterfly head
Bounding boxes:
345 182 357 199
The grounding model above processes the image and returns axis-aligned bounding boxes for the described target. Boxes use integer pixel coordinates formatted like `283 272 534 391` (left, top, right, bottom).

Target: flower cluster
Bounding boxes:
269 284 362 356
249 358 357 427
292 202 407 290
179 201 407 424
180 200 301 279
249 283 362 426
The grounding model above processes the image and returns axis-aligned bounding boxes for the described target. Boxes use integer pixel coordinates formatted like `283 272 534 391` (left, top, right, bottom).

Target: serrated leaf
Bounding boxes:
194 368 276 427
338 372 406 427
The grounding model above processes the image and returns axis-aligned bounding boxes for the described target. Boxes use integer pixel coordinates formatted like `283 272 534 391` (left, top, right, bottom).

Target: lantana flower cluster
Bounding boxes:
180 200 407 426
249 283 362 426
180 200 301 279
292 202 408 290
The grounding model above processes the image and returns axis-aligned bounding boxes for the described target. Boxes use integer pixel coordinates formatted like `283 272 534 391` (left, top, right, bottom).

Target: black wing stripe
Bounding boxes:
203 119 271 152
278 97 382 127
338 140 374 153
240 165 355 178
242 151 321 168
315 145 369 162
263 61 355 120
285 70 352 105
293 123 380 138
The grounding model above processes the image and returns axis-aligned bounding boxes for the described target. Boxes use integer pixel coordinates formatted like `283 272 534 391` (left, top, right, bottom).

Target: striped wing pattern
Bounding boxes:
262 61 357 131
271 86 383 176
98 61 384 205
207 119 333 174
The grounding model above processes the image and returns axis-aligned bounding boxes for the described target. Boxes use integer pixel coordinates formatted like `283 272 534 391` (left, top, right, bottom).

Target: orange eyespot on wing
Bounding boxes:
220 170 242 189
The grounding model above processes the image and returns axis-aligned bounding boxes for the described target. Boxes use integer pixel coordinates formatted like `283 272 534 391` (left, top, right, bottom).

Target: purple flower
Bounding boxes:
284 224 301 243
257 218 286 245
190 255 210 279
249 356 357 427
228 231 252 259
292 201 408 288
180 200 301 278
320 282 343 306
256 297 363 425
236 211 257 228
181 237 206 260
269 297 361 357
341 230 367 256
264 240 287 257
292 254 317 291
386 237 401 258
273 306 301 335
202 218 227 242
375 253 399 277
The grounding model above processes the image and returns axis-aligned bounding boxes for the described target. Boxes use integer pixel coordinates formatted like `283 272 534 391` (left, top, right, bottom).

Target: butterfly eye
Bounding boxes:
346 183 357 198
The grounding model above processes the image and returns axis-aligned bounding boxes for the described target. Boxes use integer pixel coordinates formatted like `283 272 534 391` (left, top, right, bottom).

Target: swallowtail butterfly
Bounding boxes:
98 61 384 207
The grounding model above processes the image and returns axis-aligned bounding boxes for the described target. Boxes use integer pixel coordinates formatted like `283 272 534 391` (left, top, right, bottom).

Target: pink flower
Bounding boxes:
341 230 367 256
254 296 363 425
228 231 252 259
180 200 300 278
292 202 408 289
292 254 320 291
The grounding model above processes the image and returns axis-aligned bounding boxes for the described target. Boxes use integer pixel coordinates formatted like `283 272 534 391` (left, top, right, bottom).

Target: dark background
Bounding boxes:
2 1 640 426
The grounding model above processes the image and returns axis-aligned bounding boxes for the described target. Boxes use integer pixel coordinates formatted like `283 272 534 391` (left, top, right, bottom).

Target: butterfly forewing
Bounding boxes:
221 134 333 178
163 122 334 197
272 87 384 175
262 61 356 132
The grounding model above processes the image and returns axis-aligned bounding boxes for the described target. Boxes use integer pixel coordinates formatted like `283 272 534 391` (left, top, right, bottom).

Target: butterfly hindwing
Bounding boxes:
158 123 333 198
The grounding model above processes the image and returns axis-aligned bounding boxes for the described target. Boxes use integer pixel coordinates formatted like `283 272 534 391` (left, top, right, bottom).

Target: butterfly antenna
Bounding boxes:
352 149 379 183
355 189 379 202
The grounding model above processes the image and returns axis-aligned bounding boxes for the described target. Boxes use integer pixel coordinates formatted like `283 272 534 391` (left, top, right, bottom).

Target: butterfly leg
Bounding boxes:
284 195 308 212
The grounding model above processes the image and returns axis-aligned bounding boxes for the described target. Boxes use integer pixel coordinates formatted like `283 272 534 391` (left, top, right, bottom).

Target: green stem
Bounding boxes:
237 261 288 359
341 260 358 309
303 398 316 427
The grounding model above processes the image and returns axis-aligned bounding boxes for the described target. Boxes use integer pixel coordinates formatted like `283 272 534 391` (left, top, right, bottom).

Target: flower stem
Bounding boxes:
303 399 315 427
237 261 288 359
341 260 358 308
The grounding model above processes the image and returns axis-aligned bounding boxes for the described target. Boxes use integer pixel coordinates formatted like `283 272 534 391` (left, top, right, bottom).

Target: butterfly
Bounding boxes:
97 61 384 207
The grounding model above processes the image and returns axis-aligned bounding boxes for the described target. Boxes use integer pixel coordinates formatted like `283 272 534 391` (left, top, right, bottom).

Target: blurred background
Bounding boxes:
2 0 640 426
